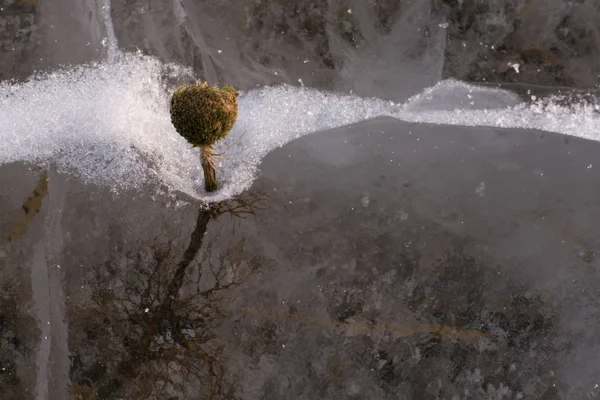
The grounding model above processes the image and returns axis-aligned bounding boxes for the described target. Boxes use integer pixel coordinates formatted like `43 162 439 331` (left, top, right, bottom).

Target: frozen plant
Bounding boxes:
170 82 239 192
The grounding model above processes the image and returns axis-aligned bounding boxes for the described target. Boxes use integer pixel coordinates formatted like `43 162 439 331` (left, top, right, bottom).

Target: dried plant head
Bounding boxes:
170 82 239 147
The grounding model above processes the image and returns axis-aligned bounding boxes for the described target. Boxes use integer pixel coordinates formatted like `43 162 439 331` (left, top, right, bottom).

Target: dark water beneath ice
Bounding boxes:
2 0 600 399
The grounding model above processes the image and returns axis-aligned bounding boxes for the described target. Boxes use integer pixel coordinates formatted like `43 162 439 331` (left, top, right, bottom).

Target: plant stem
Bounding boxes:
200 145 218 192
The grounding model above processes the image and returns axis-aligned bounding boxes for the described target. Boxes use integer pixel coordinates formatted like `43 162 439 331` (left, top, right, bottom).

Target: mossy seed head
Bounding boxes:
170 82 239 147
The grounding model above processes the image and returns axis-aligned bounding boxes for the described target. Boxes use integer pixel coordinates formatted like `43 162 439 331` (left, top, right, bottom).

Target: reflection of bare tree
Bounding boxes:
69 194 267 400
209 192 267 220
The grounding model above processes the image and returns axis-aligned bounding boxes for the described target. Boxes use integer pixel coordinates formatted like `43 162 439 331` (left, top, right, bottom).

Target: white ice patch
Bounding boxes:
402 79 522 111
0 54 197 195
398 89 600 140
1 56 600 202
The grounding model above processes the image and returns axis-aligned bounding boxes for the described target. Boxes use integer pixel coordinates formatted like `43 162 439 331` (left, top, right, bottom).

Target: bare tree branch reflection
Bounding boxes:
209 191 268 220
68 193 267 400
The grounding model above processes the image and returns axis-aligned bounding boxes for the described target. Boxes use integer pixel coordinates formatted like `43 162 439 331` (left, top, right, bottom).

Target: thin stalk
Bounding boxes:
200 145 218 192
